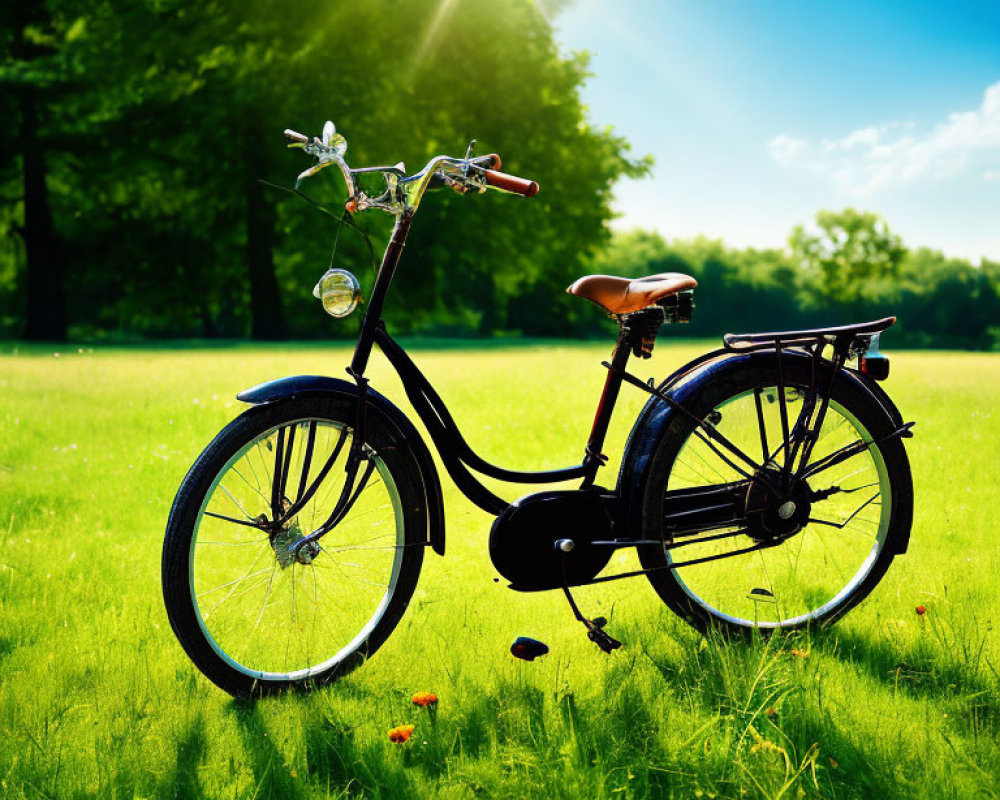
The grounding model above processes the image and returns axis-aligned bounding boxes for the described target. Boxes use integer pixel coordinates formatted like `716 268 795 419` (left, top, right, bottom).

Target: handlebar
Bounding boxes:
472 152 538 197
284 123 538 216
483 169 540 198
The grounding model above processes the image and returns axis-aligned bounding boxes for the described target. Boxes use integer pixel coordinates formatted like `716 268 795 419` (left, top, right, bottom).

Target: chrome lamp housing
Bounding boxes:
312 268 362 318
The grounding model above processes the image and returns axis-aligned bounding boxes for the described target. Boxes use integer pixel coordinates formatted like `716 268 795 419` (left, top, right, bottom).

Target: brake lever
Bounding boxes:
434 169 485 196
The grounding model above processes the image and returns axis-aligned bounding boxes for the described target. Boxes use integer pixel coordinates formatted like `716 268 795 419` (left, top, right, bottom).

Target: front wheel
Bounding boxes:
162 396 425 696
637 356 913 635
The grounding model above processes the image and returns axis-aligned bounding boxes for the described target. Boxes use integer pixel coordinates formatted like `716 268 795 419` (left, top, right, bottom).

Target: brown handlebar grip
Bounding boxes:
484 169 539 198
482 153 502 170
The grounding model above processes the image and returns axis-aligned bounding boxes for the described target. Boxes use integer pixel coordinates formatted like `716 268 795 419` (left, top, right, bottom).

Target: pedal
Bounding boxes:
557 550 622 655
586 623 622 654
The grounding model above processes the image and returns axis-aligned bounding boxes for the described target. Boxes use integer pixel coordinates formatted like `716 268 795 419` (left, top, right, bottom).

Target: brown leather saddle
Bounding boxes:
566 272 697 315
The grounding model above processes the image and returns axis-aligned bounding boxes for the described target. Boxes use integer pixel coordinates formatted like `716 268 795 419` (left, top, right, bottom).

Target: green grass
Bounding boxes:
1 339 999 799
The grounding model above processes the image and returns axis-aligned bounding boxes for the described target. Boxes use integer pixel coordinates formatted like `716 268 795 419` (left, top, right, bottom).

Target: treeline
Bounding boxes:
3 5 996 348
582 210 1000 350
0 0 645 341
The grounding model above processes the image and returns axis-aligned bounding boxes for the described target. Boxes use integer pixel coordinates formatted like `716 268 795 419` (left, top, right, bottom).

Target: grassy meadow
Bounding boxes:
1 338 999 799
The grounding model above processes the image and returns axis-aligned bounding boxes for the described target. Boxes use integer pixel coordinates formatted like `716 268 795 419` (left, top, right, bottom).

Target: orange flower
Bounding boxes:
915 604 926 616
388 724 415 743
412 691 438 707
789 648 810 658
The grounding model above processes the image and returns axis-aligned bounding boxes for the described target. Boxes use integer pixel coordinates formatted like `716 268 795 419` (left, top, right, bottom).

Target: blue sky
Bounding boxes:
552 0 1000 261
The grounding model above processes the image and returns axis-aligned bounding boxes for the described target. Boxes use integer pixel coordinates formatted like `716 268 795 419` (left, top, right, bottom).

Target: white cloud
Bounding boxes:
769 134 807 164
769 81 1000 195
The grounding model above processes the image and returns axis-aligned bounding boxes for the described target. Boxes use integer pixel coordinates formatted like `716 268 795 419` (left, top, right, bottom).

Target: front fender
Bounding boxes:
617 350 910 553
237 375 445 556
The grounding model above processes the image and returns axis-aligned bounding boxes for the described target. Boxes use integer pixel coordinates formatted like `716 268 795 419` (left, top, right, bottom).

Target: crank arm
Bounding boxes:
558 549 622 654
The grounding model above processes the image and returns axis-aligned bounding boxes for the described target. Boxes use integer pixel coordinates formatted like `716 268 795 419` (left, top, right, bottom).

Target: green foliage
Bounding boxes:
590 212 1000 350
0 0 645 340
789 209 907 307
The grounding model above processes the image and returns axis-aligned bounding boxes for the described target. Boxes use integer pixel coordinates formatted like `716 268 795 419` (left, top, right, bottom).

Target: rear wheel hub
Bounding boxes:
744 470 812 544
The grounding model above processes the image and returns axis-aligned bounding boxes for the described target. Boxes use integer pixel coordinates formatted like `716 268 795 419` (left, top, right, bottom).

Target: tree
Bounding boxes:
0 2 71 340
789 208 906 307
0 0 647 340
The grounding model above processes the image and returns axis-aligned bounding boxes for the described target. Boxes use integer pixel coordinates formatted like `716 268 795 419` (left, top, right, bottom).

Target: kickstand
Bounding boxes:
559 550 622 654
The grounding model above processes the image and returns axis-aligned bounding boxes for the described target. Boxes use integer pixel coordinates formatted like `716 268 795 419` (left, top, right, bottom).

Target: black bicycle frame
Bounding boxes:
288 208 912 558
337 209 635 517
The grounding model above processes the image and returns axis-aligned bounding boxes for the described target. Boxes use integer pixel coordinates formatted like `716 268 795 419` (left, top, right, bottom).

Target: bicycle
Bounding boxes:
162 121 915 697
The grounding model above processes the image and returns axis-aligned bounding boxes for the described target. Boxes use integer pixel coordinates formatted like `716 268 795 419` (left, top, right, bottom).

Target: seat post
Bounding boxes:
581 326 633 484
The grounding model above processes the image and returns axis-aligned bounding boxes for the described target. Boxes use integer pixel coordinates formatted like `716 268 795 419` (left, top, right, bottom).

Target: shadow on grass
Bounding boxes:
229 697 420 800
636 624 927 800
229 699 310 800
156 714 208 800
0 636 15 665
812 625 1000 735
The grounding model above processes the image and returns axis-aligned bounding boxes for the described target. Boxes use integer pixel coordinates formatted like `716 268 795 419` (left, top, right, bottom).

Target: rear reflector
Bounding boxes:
860 354 890 381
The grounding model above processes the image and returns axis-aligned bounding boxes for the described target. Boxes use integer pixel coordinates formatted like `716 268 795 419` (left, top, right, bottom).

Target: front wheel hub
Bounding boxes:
270 521 320 568
744 470 812 544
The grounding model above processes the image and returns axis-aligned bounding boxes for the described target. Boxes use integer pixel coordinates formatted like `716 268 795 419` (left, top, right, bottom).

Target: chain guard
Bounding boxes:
489 490 617 591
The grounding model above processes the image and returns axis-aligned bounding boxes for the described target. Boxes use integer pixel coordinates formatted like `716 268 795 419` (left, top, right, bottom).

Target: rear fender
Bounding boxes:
237 376 445 556
617 350 909 553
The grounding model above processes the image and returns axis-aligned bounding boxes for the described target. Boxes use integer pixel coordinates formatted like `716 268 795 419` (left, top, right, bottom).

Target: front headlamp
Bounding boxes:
312 269 362 318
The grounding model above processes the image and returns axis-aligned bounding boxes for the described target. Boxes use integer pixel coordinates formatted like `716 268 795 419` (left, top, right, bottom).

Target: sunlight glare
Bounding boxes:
413 0 460 70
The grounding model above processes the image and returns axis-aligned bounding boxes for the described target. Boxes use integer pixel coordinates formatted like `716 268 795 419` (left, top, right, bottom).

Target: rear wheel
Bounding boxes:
638 358 912 635
162 396 425 696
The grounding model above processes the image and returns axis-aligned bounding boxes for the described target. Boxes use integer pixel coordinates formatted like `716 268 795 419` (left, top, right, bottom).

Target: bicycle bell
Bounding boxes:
313 268 362 317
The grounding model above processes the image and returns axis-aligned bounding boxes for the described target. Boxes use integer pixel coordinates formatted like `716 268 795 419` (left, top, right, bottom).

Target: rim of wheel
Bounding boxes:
187 418 406 681
663 390 892 629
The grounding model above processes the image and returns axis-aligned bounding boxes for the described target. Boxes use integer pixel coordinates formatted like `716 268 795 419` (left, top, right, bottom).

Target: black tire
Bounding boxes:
637 356 913 636
162 396 425 696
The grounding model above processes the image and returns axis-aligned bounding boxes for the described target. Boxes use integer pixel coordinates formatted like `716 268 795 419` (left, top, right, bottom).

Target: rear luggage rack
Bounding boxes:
723 317 895 351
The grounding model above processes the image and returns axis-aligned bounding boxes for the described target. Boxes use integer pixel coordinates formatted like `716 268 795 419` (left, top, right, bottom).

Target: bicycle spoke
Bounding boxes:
753 387 769 463
671 455 719 486
240 565 278 662
220 479 263 518
198 565 272 599
203 510 264 530
200 551 273 623
255 441 273 499
801 438 872 479
687 438 733 483
808 492 880 530
243 452 265 500
197 537 264 546
692 431 755 481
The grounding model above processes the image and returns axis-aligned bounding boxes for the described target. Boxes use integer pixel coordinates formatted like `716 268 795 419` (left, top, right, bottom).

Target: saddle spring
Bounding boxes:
619 290 695 358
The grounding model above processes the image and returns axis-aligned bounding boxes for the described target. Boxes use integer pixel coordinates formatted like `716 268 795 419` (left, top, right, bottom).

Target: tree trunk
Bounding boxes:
21 90 65 342
244 143 287 341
